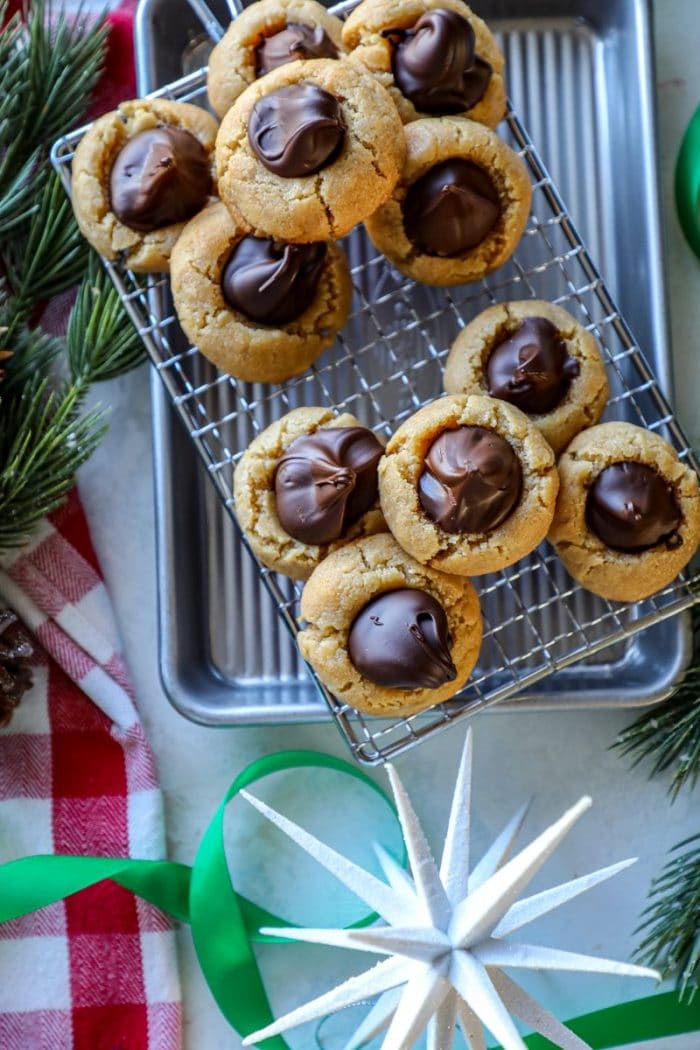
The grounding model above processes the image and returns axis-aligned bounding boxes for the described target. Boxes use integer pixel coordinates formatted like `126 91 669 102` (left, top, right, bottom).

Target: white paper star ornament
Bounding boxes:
242 729 658 1050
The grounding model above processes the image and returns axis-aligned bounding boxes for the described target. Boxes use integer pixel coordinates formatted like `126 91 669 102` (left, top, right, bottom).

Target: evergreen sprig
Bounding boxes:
4 170 89 330
0 379 106 549
67 257 144 384
614 601 700 799
635 834 700 997
0 0 146 551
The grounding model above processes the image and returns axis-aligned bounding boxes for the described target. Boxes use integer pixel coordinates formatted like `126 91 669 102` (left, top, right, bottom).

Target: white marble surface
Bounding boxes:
75 1 700 1046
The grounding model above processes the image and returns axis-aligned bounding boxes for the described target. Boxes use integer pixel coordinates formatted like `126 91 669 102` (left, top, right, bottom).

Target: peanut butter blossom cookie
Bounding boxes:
215 58 406 242
364 117 531 285
298 533 482 716
170 202 351 383
378 394 559 575
444 301 609 453
207 0 343 118
71 98 218 272
549 422 700 602
233 407 387 579
342 0 505 126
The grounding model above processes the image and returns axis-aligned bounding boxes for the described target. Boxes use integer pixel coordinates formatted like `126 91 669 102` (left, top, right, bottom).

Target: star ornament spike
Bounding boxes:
242 729 659 1050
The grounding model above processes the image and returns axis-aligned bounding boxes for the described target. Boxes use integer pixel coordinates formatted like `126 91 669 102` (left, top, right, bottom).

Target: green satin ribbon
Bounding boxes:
0 750 402 1049
675 104 700 260
0 747 699 1049
516 991 700 1048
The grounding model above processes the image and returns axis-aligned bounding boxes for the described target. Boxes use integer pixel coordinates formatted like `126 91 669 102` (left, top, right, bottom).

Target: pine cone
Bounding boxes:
0 607 34 727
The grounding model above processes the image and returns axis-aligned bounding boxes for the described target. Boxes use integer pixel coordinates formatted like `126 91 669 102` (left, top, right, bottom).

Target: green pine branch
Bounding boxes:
4 170 89 330
0 324 62 395
67 257 145 384
0 378 106 549
0 1 146 552
614 601 700 799
0 0 106 161
635 834 700 998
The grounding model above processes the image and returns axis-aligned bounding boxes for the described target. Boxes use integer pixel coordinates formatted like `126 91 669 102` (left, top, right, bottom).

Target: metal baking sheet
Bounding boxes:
134 0 693 733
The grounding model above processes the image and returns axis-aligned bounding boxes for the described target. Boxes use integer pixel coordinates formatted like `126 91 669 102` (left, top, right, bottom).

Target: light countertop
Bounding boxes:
76 1 700 1046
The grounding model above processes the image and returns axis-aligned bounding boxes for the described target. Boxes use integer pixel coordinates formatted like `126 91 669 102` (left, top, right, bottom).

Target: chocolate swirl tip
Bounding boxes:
248 82 345 177
486 317 580 415
384 8 491 114
256 23 339 77
418 425 522 534
586 461 682 553
275 426 383 545
109 125 211 232
221 236 326 326
348 588 457 690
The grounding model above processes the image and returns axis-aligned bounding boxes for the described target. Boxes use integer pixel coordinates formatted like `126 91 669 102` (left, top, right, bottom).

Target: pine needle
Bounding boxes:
635 834 700 998
0 378 106 548
614 602 700 799
1 326 62 395
67 257 145 384
5 170 89 321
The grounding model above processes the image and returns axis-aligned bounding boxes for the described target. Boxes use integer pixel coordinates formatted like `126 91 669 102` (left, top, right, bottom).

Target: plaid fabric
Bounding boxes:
0 491 182 1049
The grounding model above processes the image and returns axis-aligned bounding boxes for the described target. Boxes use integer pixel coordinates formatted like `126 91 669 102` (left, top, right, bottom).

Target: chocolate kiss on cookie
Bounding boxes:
586 462 683 553
256 23 339 76
221 236 326 326
486 317 580 415
348 588 457 689
110 125 211 232
403 159 500 257
274 427 383 545
383 8 491 114
418 425 522 534
248 82 345 177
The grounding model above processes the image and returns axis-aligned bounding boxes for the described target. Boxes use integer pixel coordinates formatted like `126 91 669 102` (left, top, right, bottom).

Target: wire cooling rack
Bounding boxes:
52 60 700 765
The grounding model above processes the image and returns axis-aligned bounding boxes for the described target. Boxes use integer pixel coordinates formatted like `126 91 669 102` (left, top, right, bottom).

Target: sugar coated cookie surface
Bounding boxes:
364 117 531 285
549 422 700 601
215 58 406 242
299 533 482 715
71 98 218 273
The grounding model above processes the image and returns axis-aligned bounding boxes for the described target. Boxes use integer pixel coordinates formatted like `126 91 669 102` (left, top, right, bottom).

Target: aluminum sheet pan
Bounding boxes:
133 0 693 742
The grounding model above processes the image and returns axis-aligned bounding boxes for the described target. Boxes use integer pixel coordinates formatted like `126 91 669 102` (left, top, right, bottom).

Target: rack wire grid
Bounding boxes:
52 42 700 766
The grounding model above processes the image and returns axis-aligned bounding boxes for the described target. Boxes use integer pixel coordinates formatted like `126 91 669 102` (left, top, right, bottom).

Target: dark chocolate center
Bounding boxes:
403 159 500 257
348 588 457 689
586 461 683 552
248 82 345 177
221 236 326 326
384 8 491 114
256 23 339 77
418 425 522 534
274 427 383 545
109 125 211 232
486 317 580 415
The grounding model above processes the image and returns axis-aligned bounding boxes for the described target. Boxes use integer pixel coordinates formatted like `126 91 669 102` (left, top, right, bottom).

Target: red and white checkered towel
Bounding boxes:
0 491 181 1049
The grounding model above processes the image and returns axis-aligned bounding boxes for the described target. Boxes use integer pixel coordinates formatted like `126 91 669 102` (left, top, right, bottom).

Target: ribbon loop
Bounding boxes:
0 750 699 1048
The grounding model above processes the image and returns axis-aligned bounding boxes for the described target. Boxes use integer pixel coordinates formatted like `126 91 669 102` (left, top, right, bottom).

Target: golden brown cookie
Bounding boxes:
549 422 700 602
71 98 218 273
298 533 482 716
208 0 344 118
443 301 609 454
233 407 388 580
378 393 559 575
215 58 406 243
170 202 351 383
342 0 505 127
364 117 531 286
